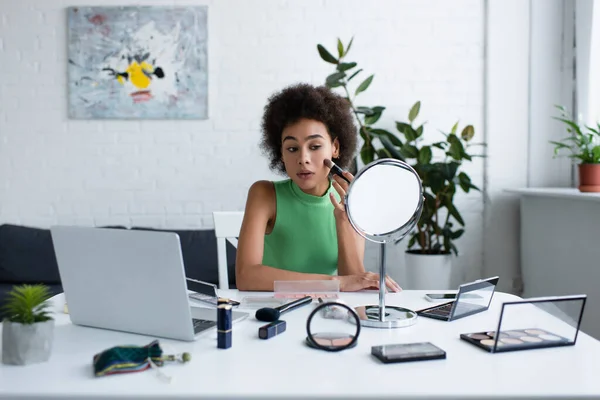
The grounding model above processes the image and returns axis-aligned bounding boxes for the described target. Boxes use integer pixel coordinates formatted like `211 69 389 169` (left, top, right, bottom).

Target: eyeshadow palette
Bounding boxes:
461 294 587 353
461 328 572 353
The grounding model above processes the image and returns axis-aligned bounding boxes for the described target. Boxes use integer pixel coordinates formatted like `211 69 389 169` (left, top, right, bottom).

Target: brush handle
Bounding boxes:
329 163 351 184
277 296 313 314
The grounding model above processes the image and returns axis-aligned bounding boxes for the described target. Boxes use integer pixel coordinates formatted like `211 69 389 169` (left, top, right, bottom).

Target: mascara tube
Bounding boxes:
217 304 232 349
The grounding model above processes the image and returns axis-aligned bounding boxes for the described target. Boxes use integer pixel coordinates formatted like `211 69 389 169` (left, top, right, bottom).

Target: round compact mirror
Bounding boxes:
345 158 424 329
305 301 361 352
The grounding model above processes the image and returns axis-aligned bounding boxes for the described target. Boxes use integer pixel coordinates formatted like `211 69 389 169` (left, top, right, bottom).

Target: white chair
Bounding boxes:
212 211 244 289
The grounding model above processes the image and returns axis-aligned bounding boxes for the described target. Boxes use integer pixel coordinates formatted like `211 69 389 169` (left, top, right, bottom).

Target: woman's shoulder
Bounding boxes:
247 180 276 202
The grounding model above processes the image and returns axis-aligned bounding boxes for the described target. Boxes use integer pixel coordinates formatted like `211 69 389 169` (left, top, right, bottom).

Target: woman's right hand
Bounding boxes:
336 273 402 293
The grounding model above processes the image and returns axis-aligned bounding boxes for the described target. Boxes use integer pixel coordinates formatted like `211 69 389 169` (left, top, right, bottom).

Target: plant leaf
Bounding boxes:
364 106 385 125
347 69 363 81
451 229 465 239
3 284 53 324
317 44 338 64
446 202 465 226
593 145 600 162
326 72 346 87
400 144 419 159
337 38 344 58
380 136 405 160
553 117 583 137
418 146 432 164
356 106 374 116
441 162 459 180
360 142 375 164
344 37 354 56
355 75 374 96
337 62 357 72
396 122 418 141
370 128 402 147
461 125 475 141
376 148 392 158
408 101 421 123
451 122 459 134
458 172 472 192
416 124 424 138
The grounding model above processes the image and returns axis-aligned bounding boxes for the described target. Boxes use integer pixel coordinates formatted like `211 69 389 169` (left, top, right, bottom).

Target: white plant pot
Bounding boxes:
2 319 54 365
404 251 453 290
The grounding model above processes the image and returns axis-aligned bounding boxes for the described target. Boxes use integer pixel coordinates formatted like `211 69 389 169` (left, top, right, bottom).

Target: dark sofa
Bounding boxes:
0 224 236 319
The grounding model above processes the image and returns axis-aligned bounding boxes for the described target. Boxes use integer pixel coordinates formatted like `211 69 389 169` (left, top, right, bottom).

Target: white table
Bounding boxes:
1 290 600 399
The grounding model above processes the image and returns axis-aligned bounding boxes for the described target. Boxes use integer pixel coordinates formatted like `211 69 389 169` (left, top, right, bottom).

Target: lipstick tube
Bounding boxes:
258 320 287 340
217 304 232 349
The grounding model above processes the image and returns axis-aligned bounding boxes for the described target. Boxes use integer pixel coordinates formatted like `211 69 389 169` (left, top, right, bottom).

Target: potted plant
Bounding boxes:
317 38 482 289
2 284 55 365
550 105 600 192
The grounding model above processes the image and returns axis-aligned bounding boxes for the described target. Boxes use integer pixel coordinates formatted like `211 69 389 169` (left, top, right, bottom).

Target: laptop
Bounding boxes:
50 226 248 341
416 276 500 321
186 277 240 307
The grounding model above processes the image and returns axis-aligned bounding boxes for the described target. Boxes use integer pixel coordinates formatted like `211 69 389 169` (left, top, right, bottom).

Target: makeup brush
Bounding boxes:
324 159 351 184
255 296 313 322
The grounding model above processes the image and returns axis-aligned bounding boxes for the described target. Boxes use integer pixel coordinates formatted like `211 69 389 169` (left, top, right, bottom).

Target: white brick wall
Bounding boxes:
0 0 486 286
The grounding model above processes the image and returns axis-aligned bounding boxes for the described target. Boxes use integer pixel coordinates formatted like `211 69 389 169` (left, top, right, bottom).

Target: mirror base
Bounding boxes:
352 305 418 329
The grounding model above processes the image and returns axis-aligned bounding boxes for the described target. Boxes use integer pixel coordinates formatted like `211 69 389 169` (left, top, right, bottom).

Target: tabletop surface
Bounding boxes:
1 290 599 399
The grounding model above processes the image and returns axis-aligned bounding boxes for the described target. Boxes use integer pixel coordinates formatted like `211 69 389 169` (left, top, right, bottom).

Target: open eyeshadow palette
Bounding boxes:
461 328 572 352
460 294 587 353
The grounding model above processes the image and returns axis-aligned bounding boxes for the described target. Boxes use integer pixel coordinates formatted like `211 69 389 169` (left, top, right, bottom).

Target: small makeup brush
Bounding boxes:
324 159 351 184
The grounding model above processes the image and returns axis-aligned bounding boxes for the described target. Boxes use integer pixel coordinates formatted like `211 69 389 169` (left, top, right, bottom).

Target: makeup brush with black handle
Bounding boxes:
324 159 351 184
255 296 313 322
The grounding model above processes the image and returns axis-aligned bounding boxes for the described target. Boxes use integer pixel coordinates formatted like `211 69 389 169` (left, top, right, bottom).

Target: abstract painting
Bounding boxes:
67 6 208 119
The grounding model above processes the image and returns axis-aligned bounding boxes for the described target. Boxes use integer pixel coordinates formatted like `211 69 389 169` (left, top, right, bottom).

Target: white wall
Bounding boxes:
0 0 486 287
484 0 530 294
1 0 571 293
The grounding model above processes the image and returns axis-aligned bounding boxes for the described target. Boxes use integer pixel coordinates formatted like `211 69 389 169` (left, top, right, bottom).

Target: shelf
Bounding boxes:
505 187 600 202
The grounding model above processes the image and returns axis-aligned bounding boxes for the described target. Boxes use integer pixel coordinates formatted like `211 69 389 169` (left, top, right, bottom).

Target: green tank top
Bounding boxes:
262 179 339 275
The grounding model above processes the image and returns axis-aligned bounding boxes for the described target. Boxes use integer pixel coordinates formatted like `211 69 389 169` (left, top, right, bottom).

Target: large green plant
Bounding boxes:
550 105 600 163
317 38 483 255
2 284 53 324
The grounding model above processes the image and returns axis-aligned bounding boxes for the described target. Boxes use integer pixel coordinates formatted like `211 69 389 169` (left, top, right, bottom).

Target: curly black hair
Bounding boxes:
259 83 357 174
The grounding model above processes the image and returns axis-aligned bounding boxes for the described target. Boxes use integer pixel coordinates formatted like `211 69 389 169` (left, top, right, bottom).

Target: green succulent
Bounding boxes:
3 284 53 324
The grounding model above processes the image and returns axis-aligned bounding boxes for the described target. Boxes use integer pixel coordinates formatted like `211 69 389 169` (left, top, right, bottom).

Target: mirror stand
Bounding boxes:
354 241 417 329
344 158 423 330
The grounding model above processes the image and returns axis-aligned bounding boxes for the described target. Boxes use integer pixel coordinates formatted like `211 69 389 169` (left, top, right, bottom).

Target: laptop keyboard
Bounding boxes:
426 302 454 317
192 318 216 333
426 302 483 317
189 292 217 305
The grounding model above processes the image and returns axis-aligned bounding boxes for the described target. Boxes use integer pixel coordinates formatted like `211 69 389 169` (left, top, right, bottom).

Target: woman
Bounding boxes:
235 83 401 292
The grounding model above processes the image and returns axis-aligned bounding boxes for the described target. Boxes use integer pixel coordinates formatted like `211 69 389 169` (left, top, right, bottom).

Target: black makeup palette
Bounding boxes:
460 294 587 354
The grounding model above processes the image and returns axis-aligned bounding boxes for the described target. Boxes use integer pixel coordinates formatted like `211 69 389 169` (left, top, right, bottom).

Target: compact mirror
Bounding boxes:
305 301 361 352
345 158 424 329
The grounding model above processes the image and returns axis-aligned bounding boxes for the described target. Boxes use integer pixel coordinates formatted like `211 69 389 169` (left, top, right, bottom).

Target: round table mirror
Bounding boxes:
345 158 424 328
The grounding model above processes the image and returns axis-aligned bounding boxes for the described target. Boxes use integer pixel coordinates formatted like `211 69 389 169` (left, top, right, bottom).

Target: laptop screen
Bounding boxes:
186 278 217 298
451 277 499 320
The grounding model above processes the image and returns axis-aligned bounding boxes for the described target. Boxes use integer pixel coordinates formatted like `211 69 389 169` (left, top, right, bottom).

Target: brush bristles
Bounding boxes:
324 159 334 168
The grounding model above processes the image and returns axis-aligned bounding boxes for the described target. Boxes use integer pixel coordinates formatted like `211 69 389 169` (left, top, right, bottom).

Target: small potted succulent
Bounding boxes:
2 284 55 365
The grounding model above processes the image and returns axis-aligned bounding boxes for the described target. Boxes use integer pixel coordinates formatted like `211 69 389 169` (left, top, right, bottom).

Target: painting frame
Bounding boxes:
67 6 208 120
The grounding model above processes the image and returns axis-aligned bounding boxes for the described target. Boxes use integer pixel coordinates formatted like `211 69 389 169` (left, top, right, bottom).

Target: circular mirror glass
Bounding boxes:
305 301 361 352
346 158 423 243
